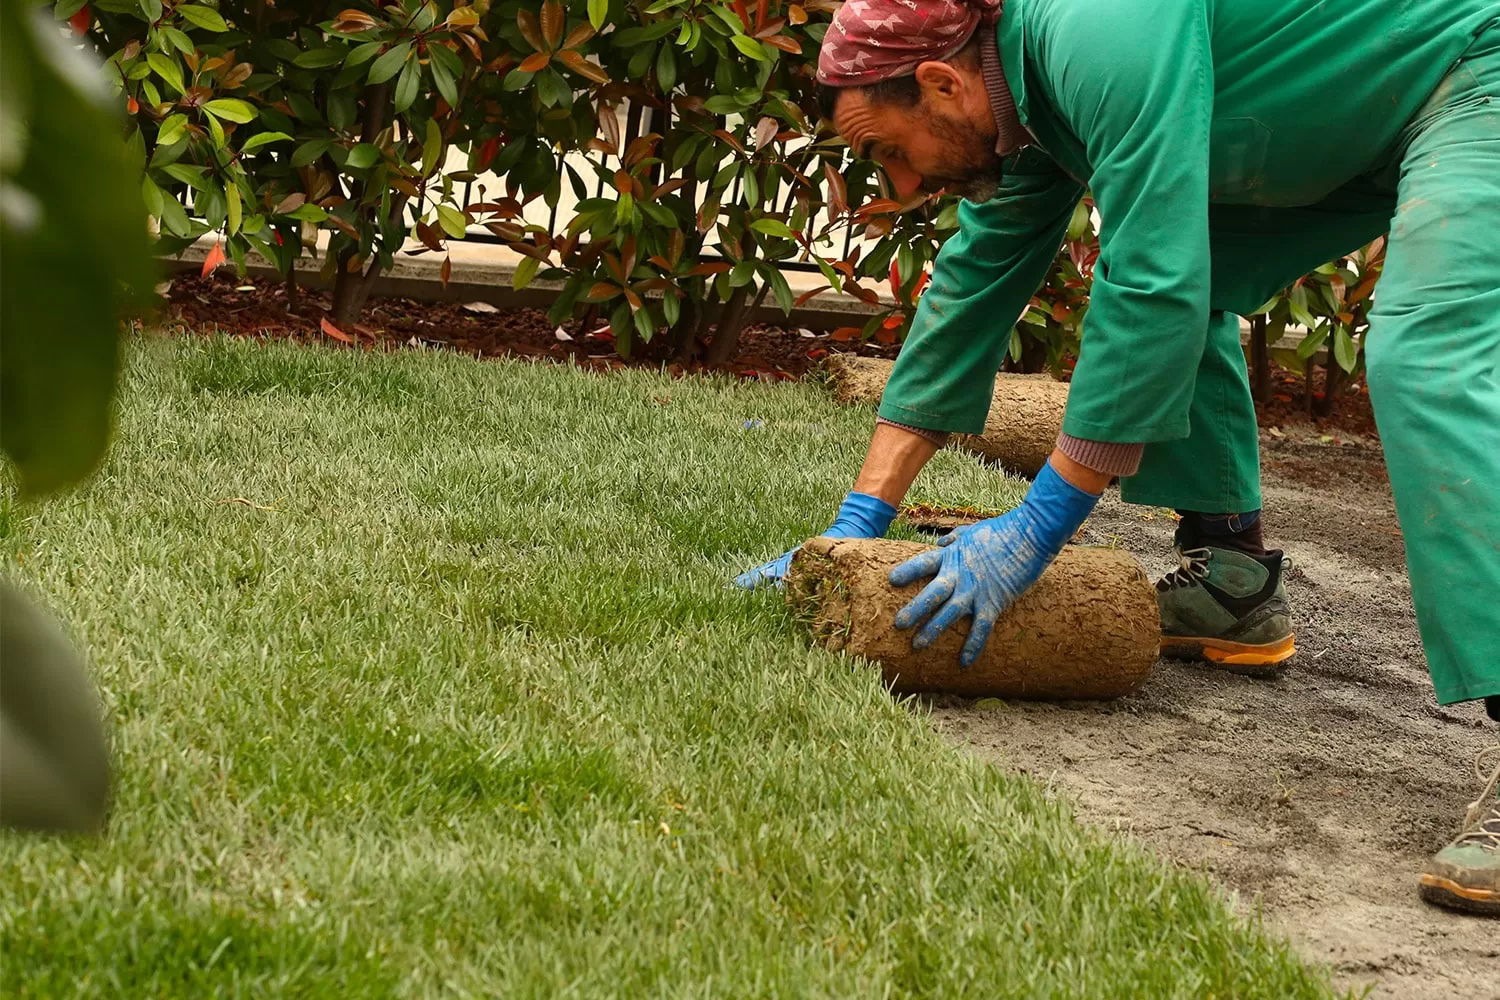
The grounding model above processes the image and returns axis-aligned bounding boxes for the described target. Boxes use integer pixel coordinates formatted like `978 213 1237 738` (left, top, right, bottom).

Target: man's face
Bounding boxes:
832 85 1002 202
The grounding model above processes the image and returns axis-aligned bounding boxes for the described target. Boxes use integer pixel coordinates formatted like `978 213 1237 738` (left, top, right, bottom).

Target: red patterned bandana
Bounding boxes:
817 0 1002 86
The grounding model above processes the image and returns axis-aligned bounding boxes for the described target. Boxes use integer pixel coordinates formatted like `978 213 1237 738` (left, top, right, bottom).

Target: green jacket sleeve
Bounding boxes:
877 149 1083 436
1034 0 1214 443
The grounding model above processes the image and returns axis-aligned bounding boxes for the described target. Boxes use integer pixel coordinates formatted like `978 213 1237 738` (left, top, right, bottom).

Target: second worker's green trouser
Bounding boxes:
1120 19 1500 706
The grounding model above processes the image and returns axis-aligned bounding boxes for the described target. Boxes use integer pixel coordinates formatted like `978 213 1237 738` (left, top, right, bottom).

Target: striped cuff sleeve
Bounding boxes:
876 416 951 447
1055 432 1145 477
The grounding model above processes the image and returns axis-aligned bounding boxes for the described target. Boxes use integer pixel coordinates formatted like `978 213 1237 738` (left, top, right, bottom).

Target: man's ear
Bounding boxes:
913 60 968 110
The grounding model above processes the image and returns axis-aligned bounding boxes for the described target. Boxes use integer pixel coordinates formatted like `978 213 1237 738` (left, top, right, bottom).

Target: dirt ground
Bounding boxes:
928 428 1499 999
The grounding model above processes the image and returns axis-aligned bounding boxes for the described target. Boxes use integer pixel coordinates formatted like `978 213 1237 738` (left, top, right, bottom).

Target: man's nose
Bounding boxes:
881 160 923 199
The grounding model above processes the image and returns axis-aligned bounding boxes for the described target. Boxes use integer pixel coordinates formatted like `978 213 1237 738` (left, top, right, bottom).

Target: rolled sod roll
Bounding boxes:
822 356 1069 477
786 537 1158 700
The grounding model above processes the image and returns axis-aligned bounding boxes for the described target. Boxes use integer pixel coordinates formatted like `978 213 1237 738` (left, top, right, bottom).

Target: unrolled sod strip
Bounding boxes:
823 355 1068 477
787 537 1158 700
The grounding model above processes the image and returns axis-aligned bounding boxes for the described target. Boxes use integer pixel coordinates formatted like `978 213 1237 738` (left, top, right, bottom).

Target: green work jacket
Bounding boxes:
879 0 1500 444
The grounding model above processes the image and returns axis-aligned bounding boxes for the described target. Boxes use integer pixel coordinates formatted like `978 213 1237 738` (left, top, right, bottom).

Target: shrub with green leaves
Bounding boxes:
59 0 1095 362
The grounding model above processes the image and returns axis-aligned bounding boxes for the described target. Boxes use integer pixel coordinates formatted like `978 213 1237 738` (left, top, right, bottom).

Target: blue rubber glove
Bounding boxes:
889 461 1100 666
735 491 898 590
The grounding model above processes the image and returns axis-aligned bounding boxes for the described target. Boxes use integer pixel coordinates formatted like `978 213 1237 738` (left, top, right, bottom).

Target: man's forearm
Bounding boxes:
852 422 943 506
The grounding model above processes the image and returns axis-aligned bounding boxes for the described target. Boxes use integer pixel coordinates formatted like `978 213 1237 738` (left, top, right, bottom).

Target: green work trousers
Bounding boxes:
1122 22 1500 705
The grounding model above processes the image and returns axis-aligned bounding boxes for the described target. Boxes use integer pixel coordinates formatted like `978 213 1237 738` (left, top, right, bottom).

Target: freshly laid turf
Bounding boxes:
1 336 1341 998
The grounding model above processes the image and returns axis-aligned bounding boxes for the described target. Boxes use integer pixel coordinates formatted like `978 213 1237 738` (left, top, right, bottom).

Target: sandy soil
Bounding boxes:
927 428 1499 999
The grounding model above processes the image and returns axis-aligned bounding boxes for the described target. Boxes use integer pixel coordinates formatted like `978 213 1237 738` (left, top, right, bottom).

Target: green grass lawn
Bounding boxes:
1 335 1339 998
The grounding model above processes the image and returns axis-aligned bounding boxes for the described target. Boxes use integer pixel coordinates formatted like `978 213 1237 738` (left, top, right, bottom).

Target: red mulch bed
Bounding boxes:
162 270 899 382
160 270 1377 438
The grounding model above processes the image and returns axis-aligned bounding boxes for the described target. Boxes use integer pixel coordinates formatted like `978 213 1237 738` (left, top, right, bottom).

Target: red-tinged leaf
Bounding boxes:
624 134 660 167
68 5 90 36
732 0 750 28
753 17 786 38
647 255 672 270
753 116 778 151
598 103 621 155
1336 311 1355 325
518 51 550 72
440 256 453 288
888 258 901 296
389 177 421 198
126 96 139 114
200 241 227 277
876 326 898 343
485 221 525 241
712 129 745 155
320 317 355 343
634 277 668 293
761 34 801 54
333 8 377 30
823 162 848 217
624 288 642 310
668 228 685 267
456 31 484 62
415 221 445 252
851 285 880 306
687 262 733 276
794 285 831 306
755 0 769 30
558 49 610 84
788 3 807 24
832 260 855 278
509 242 551 262
540 0 565 49
325 215 359 239
563 22 596 48
582 138 613 156
477 136 502 171
652 177 689 198
620 234 637 275
587 281 620 301
273 192 305 215
516 9 544 51
1348 274 1379 306
613 169 633 196
1051 301 1071 323
829 327 861 342
854 197 903 220
604 251 625 284
913 270 930 296
863 217 893 239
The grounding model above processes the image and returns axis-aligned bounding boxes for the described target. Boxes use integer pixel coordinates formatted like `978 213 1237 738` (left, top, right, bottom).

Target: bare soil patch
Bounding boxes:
928 428 1499 999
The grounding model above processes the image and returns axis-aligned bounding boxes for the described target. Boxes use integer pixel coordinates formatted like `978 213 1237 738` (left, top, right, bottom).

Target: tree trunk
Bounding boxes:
284 267 300 314
669 294 702 362
327 81 390 328
1315 351 1346 420
1019 330 1048 374
1250 314 1270 403
705 281 771 365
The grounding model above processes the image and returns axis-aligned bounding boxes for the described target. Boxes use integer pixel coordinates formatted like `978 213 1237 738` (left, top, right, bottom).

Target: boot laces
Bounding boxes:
1455 744 1500 850
1156 547 1212 592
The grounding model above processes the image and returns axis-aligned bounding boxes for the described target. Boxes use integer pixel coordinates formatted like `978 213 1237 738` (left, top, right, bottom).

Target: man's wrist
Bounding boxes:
1047 448 1113 496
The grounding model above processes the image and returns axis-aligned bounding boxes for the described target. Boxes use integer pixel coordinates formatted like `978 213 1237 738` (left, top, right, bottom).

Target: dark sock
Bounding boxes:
1177 510 1267 557
1487 696 1500 724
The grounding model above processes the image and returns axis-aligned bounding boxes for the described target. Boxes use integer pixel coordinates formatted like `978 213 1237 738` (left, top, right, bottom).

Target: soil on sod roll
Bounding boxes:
822 355 1068 477
787 537 1158 700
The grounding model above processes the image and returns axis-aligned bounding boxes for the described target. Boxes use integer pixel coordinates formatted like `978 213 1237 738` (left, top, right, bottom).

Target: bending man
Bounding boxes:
738 0 1500 916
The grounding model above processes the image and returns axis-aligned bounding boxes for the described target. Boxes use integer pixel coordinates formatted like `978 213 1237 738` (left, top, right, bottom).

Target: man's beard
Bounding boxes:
924 112 1004 202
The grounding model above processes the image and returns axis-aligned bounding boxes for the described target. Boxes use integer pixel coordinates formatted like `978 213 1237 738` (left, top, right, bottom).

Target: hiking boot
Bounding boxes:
1420 744 1500 917
1156 543 1296 676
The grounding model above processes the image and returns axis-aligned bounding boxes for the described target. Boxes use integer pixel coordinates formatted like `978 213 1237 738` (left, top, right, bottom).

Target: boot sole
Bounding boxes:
1419 875 1500 916
1159 634 1296 678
